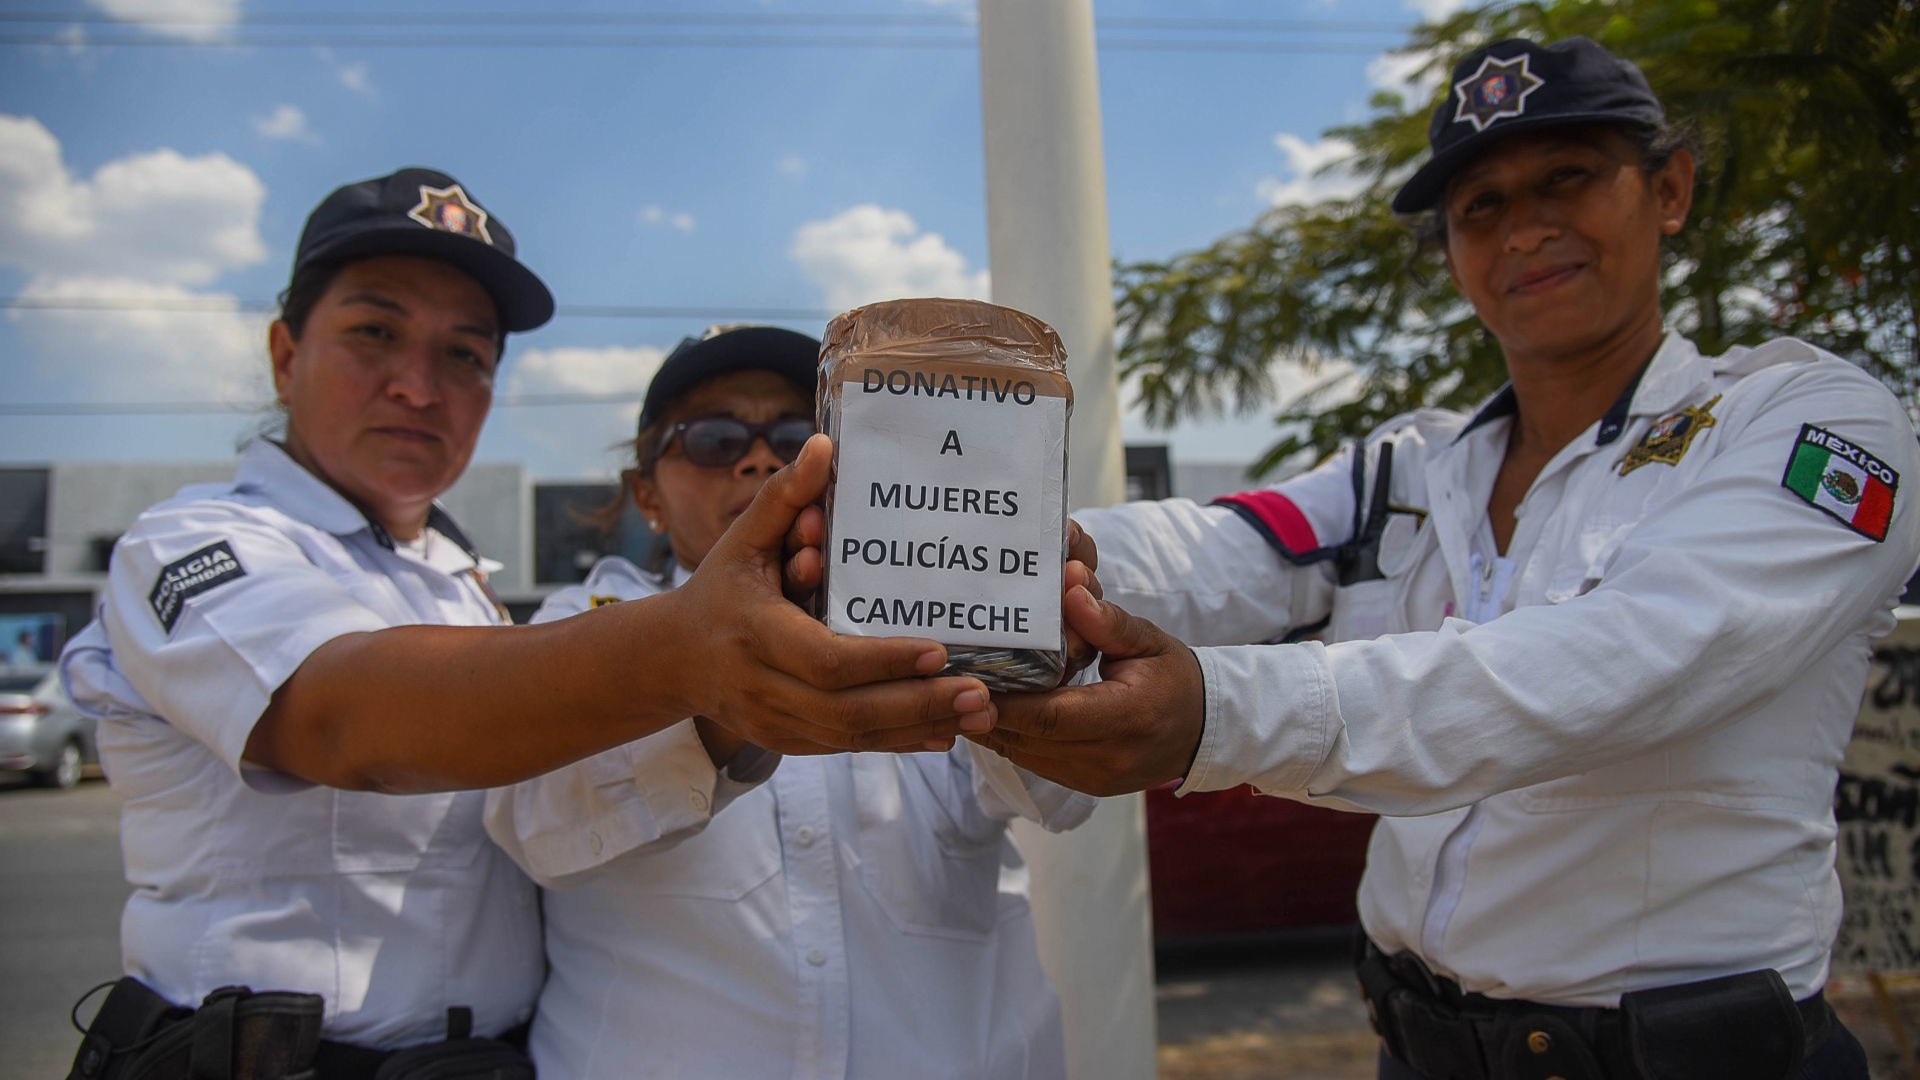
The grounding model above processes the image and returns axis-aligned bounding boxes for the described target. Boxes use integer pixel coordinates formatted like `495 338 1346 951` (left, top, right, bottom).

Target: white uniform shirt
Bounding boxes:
1081 333 1920 1006
60 439 541 1048
485 556 1097 1080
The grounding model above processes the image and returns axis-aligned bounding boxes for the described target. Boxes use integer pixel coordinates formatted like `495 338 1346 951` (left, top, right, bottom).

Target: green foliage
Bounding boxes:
1115 0 1919 477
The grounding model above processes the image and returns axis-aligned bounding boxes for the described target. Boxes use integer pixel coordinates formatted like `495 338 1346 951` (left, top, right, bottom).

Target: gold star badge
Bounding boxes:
1618 395 1721 476
407 183 493 245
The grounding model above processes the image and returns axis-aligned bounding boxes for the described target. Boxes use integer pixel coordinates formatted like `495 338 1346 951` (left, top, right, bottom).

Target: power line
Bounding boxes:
0 32 1395 53
9 32 978 49
0 10 1408 33
0 9 1404 52
4 11 970 28
1 296 838 415
0 391 656 417
1 297 838 321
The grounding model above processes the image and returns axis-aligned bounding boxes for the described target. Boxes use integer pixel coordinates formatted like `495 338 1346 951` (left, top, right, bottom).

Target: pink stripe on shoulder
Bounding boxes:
1216 490 1319 555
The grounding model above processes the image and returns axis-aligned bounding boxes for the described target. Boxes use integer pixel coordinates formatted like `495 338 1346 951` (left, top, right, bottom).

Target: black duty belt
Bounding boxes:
69 977 531 1080
312 1015 531 1079
1355 935 1832 1080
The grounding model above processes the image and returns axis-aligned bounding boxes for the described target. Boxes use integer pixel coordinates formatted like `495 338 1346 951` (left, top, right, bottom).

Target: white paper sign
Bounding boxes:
825 370 1065 650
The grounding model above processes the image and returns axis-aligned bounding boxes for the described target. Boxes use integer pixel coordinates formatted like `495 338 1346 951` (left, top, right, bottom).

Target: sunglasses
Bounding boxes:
656 416 815 468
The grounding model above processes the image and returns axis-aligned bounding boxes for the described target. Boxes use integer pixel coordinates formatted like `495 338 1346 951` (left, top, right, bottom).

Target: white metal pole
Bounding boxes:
979 2 1157 1077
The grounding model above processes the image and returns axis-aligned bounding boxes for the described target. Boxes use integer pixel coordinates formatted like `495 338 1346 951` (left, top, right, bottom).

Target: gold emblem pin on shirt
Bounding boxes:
1618 395 1721 476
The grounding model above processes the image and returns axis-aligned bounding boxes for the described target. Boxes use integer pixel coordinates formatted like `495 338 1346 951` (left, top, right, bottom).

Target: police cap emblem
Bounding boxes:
407 183 493 245
1451 53 1546 133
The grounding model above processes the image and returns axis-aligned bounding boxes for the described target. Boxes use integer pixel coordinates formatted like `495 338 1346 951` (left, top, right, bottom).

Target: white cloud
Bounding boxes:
903 0 978 21
1367 46 1448 103
497 346 670 465
789 204 989 312
1406 0 1466 22
253 104 315 142
776 155 810 180
336 61 373 96
1255 133 1368 207
639 204 695 234
0 114 268 285
0 115 271 405
11 276 270 401
87 0 242 43
505 345 669 401
313 48 375 97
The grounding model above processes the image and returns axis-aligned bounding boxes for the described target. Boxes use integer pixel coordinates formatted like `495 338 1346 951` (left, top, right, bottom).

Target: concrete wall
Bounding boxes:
40 457 533 596
1171 461 1262 503
28 448 1238 604
441 462 531 596
44 462 234 579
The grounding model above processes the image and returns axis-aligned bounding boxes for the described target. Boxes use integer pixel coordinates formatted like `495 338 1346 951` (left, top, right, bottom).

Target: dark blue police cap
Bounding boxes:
1391 36 1666 214
291 166 555 333
638 325 821 432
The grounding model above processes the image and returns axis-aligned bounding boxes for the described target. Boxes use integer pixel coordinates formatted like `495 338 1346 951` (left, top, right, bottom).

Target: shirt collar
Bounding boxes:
1452 329 1698 448
234 439 482 564
1456 384 1518 442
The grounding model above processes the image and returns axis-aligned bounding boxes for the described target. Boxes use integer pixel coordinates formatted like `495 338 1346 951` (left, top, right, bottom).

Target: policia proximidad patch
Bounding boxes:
149 541 247 633
1782 424 1898 542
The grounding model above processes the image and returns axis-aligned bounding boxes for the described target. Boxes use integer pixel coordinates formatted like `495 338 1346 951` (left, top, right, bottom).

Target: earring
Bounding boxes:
647 519 661 532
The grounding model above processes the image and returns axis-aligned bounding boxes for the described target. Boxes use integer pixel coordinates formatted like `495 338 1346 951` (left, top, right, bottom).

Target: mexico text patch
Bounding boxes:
149 541 246 633
1782 425 1898 542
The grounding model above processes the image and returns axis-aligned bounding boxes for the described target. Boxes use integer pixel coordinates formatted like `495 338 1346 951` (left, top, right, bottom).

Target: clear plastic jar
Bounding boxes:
817 298 1073 691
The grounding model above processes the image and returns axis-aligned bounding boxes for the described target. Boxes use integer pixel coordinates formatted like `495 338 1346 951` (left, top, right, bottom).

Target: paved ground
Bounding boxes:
0 774 127 1079
1154 937 1920 1080
8 780 1920 1079
1155 929 1378 1079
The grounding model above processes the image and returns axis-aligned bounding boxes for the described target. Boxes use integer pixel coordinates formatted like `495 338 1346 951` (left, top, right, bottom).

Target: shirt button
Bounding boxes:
689 790 709 812
587 831 603 856
795 826 816 847
807 949 828 967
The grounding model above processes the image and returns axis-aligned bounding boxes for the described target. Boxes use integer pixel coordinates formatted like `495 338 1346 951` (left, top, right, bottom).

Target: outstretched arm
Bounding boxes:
243 436 995 793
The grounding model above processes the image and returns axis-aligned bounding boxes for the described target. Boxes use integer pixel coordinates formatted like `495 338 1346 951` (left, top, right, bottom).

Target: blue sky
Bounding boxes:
0 0 1457 479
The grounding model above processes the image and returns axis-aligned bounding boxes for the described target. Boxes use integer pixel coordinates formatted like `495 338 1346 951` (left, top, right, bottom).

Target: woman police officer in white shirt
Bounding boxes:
967 37 1920 1080
59 169 999 1078
484 325 1095 1079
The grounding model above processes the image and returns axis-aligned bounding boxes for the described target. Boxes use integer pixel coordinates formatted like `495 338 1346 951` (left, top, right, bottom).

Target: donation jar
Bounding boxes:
817 298 1073 691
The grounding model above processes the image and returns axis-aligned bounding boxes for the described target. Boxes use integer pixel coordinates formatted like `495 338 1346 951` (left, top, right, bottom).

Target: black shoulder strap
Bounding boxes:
1335 441 1394 586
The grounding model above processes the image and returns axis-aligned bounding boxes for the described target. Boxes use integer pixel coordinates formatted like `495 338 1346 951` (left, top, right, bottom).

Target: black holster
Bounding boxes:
68 978 323 1080
1356 936 1830 1080
1620 970 1815 1080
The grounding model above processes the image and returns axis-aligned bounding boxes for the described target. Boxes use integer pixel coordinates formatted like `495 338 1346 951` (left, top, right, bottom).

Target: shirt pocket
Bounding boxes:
594 785 783 901
332 789 488 874
850 755 1000 941
1327 513 1424 642
1542 520 1633 605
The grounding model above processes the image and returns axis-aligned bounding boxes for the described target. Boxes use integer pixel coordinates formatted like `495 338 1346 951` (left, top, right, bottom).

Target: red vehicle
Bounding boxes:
1145 784 1375 940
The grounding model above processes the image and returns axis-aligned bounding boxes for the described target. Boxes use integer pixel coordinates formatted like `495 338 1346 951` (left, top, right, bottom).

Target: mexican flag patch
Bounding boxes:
1782 424 1898 542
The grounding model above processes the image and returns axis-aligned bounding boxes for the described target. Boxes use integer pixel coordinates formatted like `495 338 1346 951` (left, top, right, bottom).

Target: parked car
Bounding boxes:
1146 783 1375 941
0 666 97 789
